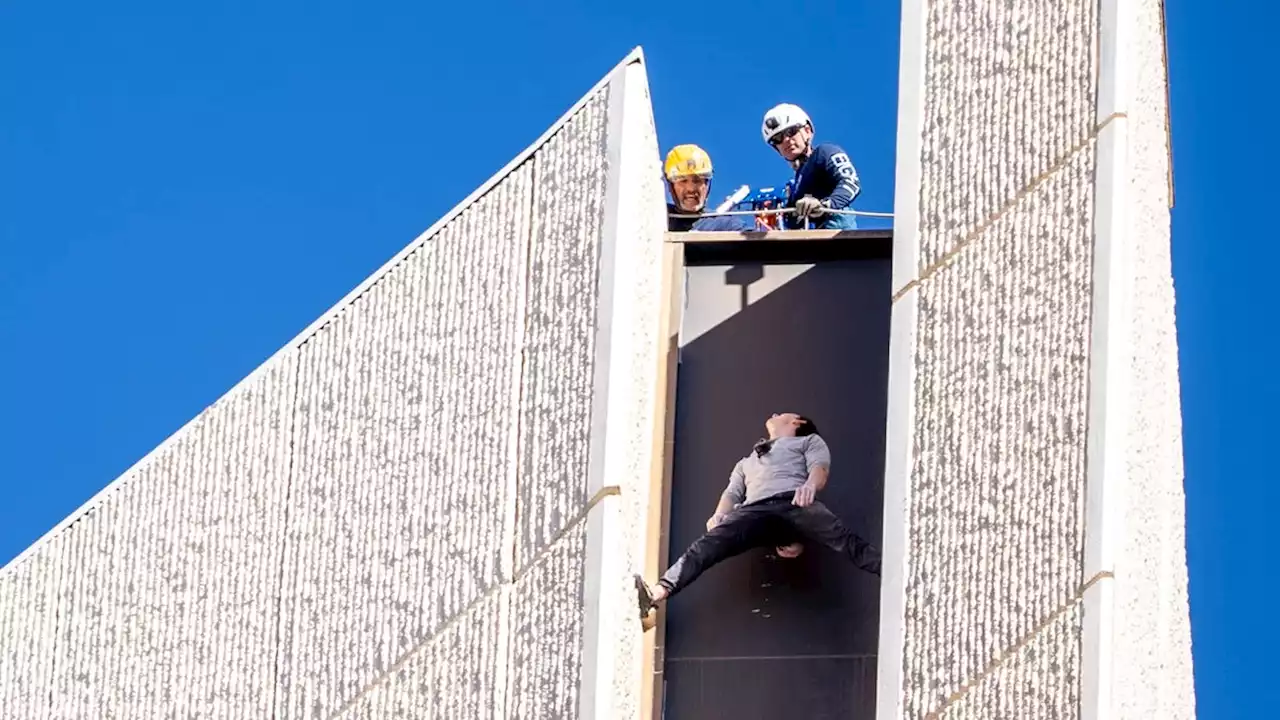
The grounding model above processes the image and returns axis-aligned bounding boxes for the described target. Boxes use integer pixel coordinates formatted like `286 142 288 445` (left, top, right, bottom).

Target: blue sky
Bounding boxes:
0 1 1269 717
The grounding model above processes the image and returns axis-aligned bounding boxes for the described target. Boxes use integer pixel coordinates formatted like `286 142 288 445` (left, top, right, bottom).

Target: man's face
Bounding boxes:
670 175 710 213
766 412 803 437
770 124 812 162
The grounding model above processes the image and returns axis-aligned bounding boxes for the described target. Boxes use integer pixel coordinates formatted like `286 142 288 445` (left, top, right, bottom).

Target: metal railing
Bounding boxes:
667 207 894 220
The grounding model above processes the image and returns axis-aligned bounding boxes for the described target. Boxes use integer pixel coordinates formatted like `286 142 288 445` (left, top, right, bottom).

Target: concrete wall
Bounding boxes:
0 50 667 720
1111 1 1195 717
881 1 1194 719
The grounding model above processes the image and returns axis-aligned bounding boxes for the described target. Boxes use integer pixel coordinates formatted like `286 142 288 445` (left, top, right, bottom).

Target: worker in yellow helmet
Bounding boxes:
664 144 754 232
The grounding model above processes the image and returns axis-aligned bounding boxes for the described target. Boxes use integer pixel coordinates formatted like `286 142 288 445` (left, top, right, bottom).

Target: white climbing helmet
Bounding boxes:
761 103 812 145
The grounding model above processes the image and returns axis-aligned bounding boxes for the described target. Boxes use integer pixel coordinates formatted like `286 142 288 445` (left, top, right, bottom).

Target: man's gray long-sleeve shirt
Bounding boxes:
722 434 832 507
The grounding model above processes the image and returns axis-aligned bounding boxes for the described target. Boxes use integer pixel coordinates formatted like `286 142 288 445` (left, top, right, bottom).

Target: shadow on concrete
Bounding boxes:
661 238 891 719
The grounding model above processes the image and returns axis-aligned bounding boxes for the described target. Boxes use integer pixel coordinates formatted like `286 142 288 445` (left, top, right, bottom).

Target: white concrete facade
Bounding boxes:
0 51 665 720
880 0 1193 718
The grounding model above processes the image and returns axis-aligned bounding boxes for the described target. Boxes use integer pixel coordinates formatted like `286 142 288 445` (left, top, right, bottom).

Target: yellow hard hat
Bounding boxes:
664 144 713 182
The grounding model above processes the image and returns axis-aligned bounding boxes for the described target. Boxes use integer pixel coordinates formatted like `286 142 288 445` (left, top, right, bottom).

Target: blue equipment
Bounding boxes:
729 181 794 230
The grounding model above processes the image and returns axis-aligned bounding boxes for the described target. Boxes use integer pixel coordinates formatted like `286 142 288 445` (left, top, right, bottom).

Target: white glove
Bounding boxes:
795 195 826 218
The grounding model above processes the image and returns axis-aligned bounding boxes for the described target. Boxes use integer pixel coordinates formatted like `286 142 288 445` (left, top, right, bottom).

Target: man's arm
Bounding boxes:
708 460 747 528
819 145 862 211
793 434 832 507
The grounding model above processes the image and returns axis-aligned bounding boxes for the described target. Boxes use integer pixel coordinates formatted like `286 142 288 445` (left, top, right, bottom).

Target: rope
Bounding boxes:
668 207 895 219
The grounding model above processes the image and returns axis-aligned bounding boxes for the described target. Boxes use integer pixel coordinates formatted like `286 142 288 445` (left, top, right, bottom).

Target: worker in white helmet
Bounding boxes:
664 144 756 232
760 103 862 230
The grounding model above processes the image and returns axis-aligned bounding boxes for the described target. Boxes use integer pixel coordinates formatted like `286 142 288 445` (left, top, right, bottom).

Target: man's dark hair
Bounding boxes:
795 416 820 437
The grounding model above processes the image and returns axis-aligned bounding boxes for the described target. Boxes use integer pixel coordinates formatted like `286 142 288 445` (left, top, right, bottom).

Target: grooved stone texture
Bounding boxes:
0 536 62 720
907 151 1094 718
516 91 608 573
905 2 1098 716
54 355 298 720
892 0 1193 718
0 53 667 720
917 0 1098 271
935 605 1084 720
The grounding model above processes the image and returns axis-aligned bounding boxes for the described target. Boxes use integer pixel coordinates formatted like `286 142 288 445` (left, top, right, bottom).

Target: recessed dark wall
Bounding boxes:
661 237 891 720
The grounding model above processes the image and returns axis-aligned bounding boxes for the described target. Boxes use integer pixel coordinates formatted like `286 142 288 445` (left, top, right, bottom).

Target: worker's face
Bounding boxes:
670 175 710 213
771 124 812 162
766 412 803 437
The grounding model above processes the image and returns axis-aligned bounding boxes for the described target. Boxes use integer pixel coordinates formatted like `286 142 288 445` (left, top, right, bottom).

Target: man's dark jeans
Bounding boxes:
657 493 881 598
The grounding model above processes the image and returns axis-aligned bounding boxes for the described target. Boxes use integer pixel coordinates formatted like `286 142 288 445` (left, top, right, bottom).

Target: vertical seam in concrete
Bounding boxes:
877 0 927 717
45 541 66 720
268 349 304 719
588 74 626 499
495 154 538 720
503 157 536 584
1082 1 1133 718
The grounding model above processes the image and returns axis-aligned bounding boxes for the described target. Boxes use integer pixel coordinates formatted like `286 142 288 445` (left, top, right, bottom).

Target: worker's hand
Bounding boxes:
792 482 817 508
706 512 727 531
795 195 826 218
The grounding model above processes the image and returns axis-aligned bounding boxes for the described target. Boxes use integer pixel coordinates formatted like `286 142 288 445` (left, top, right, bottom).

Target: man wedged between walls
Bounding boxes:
761 103 862 230
663 144 756 232
634 412 881 620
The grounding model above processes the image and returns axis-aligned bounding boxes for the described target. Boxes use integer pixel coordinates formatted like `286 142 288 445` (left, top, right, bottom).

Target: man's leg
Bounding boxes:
783 501 881 575
737 503 805 558
635 507 772 618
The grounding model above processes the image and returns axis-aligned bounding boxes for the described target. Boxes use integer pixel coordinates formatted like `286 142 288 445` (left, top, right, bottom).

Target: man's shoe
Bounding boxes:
634 574 656 620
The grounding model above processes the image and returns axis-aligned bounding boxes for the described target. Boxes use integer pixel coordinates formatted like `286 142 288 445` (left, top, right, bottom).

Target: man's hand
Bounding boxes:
795 195 826 218
792 481 818 508
776 543 804 558
706 512 727 531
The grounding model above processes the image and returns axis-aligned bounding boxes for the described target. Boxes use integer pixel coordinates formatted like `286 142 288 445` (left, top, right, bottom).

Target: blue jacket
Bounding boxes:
783 143 862 229
667 203 756 232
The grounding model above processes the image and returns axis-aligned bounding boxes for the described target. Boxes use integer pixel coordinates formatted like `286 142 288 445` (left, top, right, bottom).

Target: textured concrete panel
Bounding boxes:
330 590 507 720
274 163 533 718
508 522 587 720
935 605 1084 720
918 0 1098 269
905 147 1095 718
891 0 1193 716
330 518 590 720
0 536 63 720
515 91 610 572
888 1 1103 717
1113 1 1196 717
47 356 296 719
